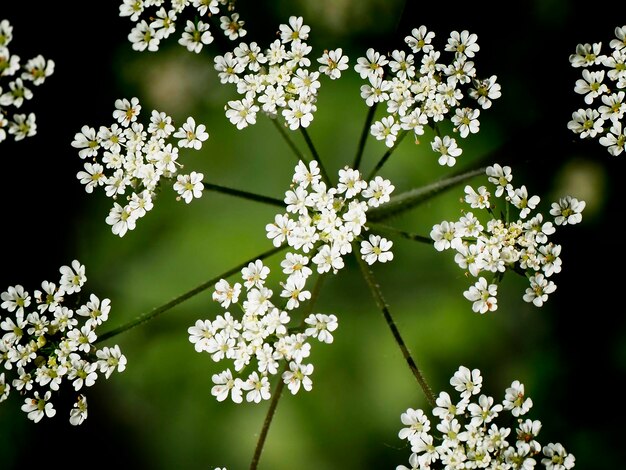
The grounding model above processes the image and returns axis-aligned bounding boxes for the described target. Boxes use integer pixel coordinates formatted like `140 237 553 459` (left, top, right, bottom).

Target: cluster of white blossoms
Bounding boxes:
396 365 576 470
120 0 246 53
266 160 395 281
215 15 349 130
567 25 626 156
355 26 501 166
430 164 585 313
72 97 209 237
188 258 338 403
0 19 55 143
0 260 127 425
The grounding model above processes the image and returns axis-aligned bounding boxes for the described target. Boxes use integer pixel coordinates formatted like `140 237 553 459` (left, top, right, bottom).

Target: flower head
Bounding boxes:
396 366 574 469
2 261 126 425
0 20 54 144
432 164 585 310
355 24 499 164
189 258 338 404
569 27 626 156
74 98 210 236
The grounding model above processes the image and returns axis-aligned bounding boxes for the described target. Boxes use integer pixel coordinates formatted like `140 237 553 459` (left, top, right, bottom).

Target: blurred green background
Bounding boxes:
1 1 624 468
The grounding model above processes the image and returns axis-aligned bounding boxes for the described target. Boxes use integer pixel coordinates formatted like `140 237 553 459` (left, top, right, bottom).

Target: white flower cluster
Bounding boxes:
0 260 127 425
567 25 626 156
266 160 395 280
430 164 585 313
0 19 55 143
72 97 209 237
355 25 501 166
188 259 338 403
120 0 245 53
215 15 349 130
396 365 576 470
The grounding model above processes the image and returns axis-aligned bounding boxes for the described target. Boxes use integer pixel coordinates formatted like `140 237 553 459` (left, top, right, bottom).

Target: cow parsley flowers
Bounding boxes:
188 258 338 403
430 164 585 312
120 0 245 53
396 366 576 469
72 97 209 236
568 25 626 156
0 19 55 143
266 160 396 281
0 260 127 424
214 16 349 130
189 159 395 403
356 25 501 166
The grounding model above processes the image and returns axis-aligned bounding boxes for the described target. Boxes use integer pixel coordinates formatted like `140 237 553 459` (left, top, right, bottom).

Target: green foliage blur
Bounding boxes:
1 1 624 469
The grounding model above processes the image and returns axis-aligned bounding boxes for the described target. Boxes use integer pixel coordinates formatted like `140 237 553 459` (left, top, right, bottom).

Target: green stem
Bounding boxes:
249 366 286 470
366 222 433 245
300 127 331 185
270 117 308 163
203 181 284 207
366 129 409 180
353 103 378 171
96 245 285 343
367 166 486 222
249 274 326 470
354 249 436 407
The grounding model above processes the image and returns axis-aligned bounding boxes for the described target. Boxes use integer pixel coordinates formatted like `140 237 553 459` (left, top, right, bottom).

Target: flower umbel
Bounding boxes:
356 25 501 166
568 25 626 156
121 0 243 53
214 16 350 130
72 98 209 236
430 164 585 311
188 259 338 404
0 19 55 143
1 260 126 425
396 366 575 469
266 160 395 282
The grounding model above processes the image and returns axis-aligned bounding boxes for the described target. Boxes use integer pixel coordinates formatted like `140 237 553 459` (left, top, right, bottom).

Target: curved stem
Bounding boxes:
96 245 285 343
366 129 409 181
300 127 331 185
249 274 326 470
366 222 433 245
269 117 308 163
353 103 378 171
203 181 284 207
354 250 436 407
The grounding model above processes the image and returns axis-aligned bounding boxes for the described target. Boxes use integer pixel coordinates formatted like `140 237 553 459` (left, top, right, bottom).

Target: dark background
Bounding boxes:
1 1 625 468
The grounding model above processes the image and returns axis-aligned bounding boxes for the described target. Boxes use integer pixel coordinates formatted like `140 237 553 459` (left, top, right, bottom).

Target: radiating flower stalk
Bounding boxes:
0 4 593 470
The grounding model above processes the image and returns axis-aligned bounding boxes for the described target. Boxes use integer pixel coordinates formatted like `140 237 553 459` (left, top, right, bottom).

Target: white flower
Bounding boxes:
174 171 204 203
174 117 209 149
360 234 394 265
463 277 498 313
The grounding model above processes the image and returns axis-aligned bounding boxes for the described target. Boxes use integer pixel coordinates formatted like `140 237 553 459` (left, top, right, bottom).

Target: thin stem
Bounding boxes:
354 250 436 407
353 103 378 171
367 166 486 223
96 245 285 343
300 127 331 184
249 366 287 470
366 222 433 245
249 274 326 470
203 181 284 208
269 117 308 163
366 129 409 181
